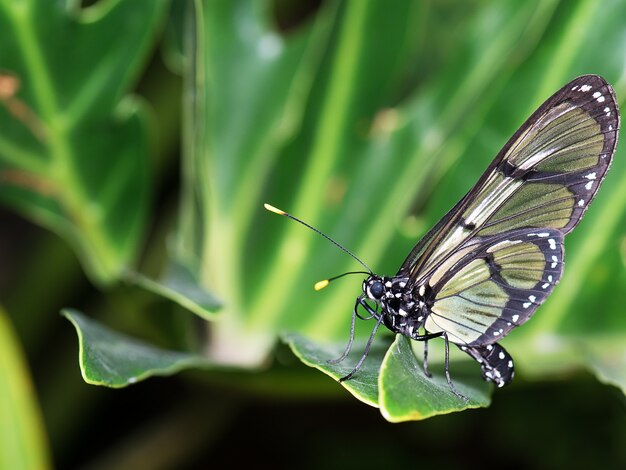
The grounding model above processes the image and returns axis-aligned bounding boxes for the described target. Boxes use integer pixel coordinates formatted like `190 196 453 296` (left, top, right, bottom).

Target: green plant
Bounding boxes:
2 0 626 465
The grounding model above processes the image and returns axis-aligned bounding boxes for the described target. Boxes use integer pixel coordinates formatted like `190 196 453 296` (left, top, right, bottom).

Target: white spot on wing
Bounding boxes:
578 199 585 207
523 302 531 308
585 181 593 190
529 295 536 302
548 238 556 250
584 172 597 180
512 314 519 322
580 84 592 92
548 275 553 282
593 91 601 98
597 96 605 103
537 232 550 237
499 351 505 360
542 282 550 289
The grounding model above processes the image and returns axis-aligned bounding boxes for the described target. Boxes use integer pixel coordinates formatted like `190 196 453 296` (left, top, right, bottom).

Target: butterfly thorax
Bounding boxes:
362 275 431 337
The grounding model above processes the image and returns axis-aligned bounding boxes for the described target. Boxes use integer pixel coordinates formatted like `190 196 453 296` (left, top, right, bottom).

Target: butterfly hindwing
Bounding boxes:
423 228 563 347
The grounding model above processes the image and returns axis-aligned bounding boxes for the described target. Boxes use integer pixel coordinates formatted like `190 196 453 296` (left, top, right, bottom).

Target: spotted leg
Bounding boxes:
422 339 432 378
459 343 515 388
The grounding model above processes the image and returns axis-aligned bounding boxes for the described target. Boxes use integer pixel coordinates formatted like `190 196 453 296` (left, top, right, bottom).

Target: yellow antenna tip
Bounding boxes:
314 279 330 291
264 203 286 216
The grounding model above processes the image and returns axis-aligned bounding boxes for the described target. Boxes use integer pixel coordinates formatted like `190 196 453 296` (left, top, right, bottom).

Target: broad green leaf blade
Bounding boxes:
173 0 334 364
0 0 169 283
282 332 394 407
0 306 50 470
379 336 491 422
63 309 210 388
126 261 221 321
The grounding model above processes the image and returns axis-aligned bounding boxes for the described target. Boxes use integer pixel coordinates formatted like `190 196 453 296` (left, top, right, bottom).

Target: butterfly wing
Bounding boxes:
397 75 619 386
424 227 564 387
424 228 563 345
399 75 619 284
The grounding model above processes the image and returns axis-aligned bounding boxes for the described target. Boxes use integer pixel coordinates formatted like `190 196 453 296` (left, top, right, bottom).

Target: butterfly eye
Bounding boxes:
369 281 385 299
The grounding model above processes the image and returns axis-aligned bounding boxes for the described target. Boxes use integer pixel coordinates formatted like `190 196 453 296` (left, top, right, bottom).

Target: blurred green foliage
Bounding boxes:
1 0 625 467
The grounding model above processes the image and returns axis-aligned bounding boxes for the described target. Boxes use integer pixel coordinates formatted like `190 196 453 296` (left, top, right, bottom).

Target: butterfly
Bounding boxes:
266 74 620 397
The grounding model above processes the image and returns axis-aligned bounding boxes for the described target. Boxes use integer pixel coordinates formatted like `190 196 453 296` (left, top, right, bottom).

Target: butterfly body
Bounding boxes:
363 274 427 337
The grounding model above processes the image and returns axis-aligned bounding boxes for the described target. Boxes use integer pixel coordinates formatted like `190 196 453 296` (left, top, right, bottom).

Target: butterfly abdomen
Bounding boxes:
461 343 515 388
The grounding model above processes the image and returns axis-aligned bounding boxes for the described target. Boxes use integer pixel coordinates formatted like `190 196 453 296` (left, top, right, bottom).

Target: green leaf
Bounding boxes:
282 332 393 407
169 0 335 365
284 333 492 422
126 261 221 321
379 336 491 422
0 306 51 469
60 0 626 421
0 0 169 283
62 309 210 388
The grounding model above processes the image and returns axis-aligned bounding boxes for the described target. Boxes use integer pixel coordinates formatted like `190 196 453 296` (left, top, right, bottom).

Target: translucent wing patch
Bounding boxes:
423 229 564 346
400 75 619 285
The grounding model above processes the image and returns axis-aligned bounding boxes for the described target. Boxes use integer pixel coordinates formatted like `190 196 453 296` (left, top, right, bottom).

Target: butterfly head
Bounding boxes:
363 275 413 302
363 275 386 300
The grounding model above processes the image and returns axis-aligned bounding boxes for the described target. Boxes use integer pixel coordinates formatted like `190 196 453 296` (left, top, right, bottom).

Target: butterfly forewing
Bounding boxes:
399 75 619 287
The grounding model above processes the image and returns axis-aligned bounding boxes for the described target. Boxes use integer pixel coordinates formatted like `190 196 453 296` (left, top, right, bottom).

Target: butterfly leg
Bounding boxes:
338 312 385 382
441 332 467 401
327 296 362 365
422 339 432 378
411 331 467 401
355 297 380 321
328 296 380 365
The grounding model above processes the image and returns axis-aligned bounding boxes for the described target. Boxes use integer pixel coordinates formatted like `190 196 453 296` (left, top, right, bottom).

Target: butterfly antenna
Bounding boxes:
314 271 370 291
264 203 373 275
